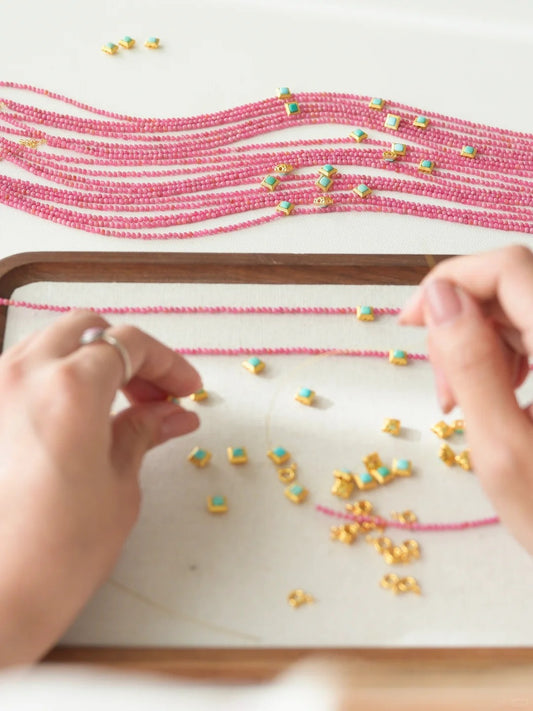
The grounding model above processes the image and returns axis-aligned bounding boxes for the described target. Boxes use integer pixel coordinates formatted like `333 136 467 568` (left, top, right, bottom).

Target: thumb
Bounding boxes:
111 401 199 476
423 279 526 448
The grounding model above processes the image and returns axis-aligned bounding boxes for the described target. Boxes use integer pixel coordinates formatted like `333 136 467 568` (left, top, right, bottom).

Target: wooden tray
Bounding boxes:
0 251 530 683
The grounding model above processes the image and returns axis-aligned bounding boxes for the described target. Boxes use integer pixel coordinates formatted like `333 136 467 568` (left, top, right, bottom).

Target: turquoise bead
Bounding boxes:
360 472 373 483
358 183 369 192
421 160 432 168
264 175 276 185
299 387 312 398
377 466 391 478
212 496 225 506
396 459 409 470
393 349 406 358
233 447 245 457
148 36 158 43
287 102 299 113
248 356 261 366
323 164 334 172
318 176 330 187
291 484 303 496
464 145 474 154
371 98 383 106
386 116 396 126
279 87 290 95
279 200 291 209
354 128 365 136
360 306 372 314
274 446 287 457
394 143 405 152
194 449 206 459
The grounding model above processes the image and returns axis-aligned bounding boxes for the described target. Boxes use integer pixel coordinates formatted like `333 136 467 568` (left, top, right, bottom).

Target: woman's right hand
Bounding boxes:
400 245 533 555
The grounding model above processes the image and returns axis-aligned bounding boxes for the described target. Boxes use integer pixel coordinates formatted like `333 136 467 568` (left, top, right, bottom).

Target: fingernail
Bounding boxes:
424 279 462 326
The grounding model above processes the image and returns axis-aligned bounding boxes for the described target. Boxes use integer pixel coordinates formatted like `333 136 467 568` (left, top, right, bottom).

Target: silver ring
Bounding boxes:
79 327 133 385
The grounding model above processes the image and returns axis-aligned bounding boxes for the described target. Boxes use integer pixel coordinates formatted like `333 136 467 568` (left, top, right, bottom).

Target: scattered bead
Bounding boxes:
356 305 374 321
276 87 292 99
391 510 418 524
452 419 465 435
369 97 385 110
349 128 368 142
373 465 395 485
285 101 300 116
431 420 454 439
118 36 135 49
284 482 308 504
188 446 212 468
354 471 378 490
381 574 421 594
261 174 280 191
316 175 334 192
166 395 180 404
461 145 477 159
189 388 208 402
102 42 119 55
382 150 398 162
331 523 360 544
242 355 265 374
346 500 373 516
144 37 160 49
227 446 248 464
439 443 456 466
295 386 315 406
331 469 355 499
353 183 372 198
384 113 401 131
413 115 430 129
419 159 435 174
389 349 408 365
362 452 382 472
267 446 291 465
278 464 297 484
276 200 294 215
207 495 228 513
455 449 472 471
392 457 412 477
287 589 314 607
382 417 401 436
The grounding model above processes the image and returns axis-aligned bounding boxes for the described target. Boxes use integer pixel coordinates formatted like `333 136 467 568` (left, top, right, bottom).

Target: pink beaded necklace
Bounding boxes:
0 83 532 240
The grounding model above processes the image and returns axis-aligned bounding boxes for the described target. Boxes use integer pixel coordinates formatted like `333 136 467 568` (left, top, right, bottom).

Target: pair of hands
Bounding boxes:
0 245 531 667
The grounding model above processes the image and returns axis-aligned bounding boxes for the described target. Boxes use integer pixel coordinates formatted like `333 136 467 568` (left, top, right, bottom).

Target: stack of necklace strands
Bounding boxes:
0 83 532 241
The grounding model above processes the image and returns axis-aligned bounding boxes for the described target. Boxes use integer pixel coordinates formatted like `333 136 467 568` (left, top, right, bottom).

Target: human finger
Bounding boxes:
111 401 200 476
400 245 533 345
66 324 202 407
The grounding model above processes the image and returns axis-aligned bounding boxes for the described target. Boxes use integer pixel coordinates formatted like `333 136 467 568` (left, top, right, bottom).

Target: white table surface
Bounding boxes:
0 0 532 256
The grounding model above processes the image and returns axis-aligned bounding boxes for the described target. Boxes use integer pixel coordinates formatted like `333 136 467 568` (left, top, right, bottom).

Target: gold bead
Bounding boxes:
382 417 400 435
455 449 472 471
346 500 374 516
439 443 456 466
278 464 297 484
431 420 454 439
357 305 375 321
287 589 314 607
362 452 382 472
226 446 248 465
284 482 308 504
206 495 228 513
187 447 212 468
189 388 208 402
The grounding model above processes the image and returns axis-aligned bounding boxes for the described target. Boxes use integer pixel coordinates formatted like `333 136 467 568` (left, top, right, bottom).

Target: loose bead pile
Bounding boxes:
0 83 532 240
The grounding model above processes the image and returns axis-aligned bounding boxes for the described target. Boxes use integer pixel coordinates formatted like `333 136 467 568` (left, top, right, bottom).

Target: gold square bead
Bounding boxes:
373 466 395 485
261 175 280 191
331 469 355 499
452 419 465 434
391 142 407 156
362 452 382 472
439 443 456 466
276 87 292 99
455 449 472 471
102 43 118 55
431 420 454 439
353 184 372 199
285 101 300 116
413 116 430 129
354 471 378 490
227 446 248 464
392 458 412 477
144 37 160 48
207 495 228 513
190 388 208 402
389 349 408 365
384 113 401 130
356 305 374 321
349 128 368 142
118 37 135 49
276 200 294 215
313 195 334 208
418 159 435 174
382 418 401 436
242 356 265 374
267 447 291 465
284 483 308 504
188 446 212 468
295 387 315 406
369 97 385 110
461 145 477 159
274 163 294 174
315 175 334 192
331 523 360 544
